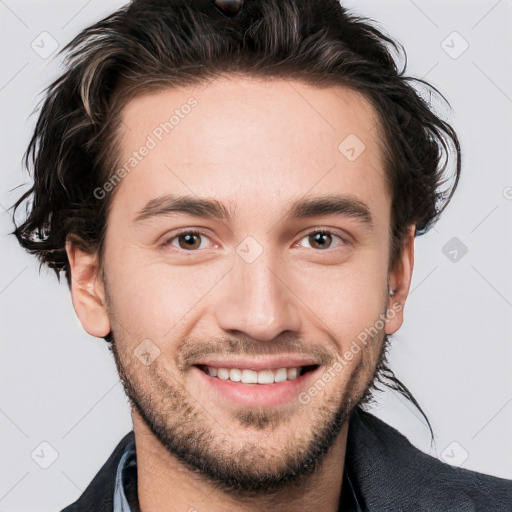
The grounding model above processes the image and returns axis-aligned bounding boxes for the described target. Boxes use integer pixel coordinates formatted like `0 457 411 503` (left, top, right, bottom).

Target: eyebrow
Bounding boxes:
288 195 373 226
134 193 373 227
134 194 233 222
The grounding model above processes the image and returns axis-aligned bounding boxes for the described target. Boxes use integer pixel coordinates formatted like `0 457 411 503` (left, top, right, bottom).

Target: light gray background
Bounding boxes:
1 1 511 511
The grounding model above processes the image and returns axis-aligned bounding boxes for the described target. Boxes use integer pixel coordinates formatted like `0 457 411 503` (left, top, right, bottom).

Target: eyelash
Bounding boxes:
161 228 348 253
162 229 214 252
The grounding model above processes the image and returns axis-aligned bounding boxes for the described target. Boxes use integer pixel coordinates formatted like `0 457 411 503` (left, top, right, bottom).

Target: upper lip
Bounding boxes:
193 356 321 371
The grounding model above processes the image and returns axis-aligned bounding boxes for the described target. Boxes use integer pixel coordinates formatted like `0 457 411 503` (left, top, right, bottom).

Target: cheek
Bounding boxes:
290 251 388 345
104 248 230 340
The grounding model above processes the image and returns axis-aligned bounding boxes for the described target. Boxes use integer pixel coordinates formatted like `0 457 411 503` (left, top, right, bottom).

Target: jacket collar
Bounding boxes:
61 406 512 511
61 430 134 512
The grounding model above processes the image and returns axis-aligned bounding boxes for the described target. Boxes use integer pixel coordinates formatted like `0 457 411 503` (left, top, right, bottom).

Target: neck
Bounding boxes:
132 410 349 512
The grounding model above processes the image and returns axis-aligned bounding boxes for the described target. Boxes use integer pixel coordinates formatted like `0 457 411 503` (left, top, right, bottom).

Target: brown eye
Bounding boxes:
162 230 211 252
177 232 203 250
309 231 333 250
297 230 345 251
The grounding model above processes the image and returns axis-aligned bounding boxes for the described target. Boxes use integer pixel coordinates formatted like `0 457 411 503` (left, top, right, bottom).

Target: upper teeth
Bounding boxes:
205 366 301 384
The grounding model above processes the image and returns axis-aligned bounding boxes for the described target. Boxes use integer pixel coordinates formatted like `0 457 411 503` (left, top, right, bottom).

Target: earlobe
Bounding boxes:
385 225 415 335
65 237 111 338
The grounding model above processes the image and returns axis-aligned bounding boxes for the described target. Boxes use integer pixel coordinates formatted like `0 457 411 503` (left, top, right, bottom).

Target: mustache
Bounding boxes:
176 334 334 368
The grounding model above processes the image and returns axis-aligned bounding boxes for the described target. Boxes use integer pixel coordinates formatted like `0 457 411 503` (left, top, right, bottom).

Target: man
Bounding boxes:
12 0 511 510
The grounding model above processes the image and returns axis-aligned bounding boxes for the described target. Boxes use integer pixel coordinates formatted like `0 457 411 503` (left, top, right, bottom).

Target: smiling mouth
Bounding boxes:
195 364 320 384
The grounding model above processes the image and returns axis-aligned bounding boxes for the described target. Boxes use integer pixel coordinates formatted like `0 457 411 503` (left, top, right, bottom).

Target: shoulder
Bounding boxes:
346 407 512 511
59 431 135 512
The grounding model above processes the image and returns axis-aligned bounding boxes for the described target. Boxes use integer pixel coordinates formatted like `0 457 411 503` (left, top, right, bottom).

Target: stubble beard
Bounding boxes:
107 325 389 499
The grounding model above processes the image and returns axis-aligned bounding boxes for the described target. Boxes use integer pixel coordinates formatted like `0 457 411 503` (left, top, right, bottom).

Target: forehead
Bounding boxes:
115 75 388 219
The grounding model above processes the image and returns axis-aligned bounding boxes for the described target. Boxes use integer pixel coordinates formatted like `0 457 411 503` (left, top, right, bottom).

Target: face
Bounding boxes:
69 75 413 495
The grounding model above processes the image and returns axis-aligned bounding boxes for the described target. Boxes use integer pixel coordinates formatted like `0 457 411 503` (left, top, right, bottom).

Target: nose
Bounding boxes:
214 247 302 342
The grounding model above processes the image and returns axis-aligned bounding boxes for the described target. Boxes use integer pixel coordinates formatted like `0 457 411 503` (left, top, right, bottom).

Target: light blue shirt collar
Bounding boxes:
113 438 135 512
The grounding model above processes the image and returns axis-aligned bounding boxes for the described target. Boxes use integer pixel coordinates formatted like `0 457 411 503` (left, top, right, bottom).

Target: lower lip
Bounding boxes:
192 366 320 407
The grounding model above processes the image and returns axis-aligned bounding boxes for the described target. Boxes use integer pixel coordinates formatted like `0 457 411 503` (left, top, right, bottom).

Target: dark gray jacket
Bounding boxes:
61 407 512 511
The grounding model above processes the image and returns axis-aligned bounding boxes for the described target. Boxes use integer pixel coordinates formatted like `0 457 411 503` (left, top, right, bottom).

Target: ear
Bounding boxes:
385 225 415 335
65 236 111 338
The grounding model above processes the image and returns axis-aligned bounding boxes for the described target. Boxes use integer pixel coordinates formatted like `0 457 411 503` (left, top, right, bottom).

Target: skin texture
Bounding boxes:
66 75 415 512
